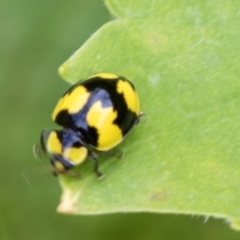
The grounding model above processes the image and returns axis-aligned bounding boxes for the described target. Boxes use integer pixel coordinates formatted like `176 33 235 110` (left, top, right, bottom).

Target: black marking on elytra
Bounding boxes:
82 126 98 147
54 76 138 147
55 110 76 129
72 141 82 148
83 77 138 136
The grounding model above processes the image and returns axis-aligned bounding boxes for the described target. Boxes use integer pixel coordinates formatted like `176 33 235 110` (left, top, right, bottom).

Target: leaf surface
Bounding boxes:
58 0 240 230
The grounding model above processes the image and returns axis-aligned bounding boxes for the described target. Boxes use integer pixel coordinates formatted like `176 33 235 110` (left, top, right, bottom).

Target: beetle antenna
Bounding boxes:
21 166 53 185
32 143 45 161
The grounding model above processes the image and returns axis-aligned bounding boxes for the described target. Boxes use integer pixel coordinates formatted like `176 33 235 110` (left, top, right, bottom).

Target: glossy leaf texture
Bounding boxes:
57 0 240 230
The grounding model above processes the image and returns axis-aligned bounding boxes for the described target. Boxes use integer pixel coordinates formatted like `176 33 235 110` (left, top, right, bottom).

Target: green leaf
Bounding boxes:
57 0 240 230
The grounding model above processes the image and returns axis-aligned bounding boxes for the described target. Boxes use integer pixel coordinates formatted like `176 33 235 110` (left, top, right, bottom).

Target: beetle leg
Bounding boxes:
88 151 104 179
135 111 145 125
100 149 124 159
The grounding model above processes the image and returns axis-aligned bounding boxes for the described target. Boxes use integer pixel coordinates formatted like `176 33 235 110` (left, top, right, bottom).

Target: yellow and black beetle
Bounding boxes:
40 73 141 178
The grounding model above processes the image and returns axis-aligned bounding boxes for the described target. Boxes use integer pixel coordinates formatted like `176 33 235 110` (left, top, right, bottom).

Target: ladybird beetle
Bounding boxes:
40 73 141 178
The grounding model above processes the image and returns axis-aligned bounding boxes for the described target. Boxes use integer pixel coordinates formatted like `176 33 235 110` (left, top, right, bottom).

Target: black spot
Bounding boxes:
72 141 82 148
55 110 76 129
80 126 99 147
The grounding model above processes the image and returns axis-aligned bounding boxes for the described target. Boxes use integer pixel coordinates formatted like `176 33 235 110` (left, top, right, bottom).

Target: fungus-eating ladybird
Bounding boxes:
40 73 141 178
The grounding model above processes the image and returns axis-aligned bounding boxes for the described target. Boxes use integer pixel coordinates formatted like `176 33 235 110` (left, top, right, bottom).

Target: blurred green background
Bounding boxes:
1 0 240 239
